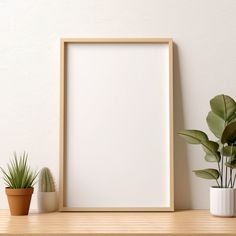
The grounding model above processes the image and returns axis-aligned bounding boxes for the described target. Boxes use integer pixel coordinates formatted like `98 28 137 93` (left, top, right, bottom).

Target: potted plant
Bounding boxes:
179 94 236 217
0 152 38 215
37 167 58 213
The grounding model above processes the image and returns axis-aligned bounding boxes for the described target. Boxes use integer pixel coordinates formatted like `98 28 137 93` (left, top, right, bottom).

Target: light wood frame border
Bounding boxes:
59 38 174 212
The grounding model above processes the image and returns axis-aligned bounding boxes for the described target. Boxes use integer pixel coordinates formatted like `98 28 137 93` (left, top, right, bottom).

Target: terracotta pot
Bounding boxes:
5 187 34 215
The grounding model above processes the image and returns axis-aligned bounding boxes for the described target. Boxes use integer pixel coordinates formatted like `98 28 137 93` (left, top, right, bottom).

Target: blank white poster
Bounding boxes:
65 43 171 209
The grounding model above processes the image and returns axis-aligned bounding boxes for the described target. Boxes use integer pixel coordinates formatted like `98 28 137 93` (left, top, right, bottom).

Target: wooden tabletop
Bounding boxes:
0 210 236 235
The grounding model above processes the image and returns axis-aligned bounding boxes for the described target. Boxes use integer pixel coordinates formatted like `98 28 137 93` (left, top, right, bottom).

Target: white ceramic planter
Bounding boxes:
37 192 58 213
210 187 235 217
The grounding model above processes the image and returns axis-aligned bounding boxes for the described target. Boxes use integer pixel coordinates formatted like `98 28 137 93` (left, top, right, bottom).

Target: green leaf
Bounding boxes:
221 121 236 144
210 94 236 121
220 145 236 157
193 169 220 180
178 130 208 144
201 140 220 162
206 111 225 138
228 114 236 124
225 159 236 169
204 154 220 162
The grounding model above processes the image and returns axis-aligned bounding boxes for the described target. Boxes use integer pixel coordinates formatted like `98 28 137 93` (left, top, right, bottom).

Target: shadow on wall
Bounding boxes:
173 43 192 210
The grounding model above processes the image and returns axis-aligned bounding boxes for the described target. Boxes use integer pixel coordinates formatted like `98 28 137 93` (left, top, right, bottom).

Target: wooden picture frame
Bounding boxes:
59 38 174 211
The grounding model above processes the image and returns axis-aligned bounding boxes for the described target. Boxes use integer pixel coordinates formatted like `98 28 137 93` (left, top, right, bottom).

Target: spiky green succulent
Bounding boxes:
0 152 38 188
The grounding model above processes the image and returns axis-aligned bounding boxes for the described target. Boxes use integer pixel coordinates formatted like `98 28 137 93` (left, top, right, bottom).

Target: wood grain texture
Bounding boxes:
61 38 173 43
168 40 174 211
0 210 236 235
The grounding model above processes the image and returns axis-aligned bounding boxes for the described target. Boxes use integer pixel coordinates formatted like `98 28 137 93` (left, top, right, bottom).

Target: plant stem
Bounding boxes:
221 120 227 188
217 161 221 178
225 157 228 188
230 169 233 187
216 179 220 187
230 145 233 188
227 171 233 188
233 173 236 188
221 145 224 188
227 177 231 188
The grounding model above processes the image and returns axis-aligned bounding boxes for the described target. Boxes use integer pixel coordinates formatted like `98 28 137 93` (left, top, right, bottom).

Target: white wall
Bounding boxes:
0 0 236 210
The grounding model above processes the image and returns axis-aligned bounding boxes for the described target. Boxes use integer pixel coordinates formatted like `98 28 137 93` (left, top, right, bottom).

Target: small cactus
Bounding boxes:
38 167 55 192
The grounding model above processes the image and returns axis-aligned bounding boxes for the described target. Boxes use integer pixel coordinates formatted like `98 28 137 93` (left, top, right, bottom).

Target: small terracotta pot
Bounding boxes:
5 187 34 215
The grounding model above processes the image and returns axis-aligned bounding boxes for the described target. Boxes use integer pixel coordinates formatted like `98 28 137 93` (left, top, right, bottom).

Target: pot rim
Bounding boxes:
210 186 236 189
5 187 34 196
37 191 56 194
5 187 34 189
